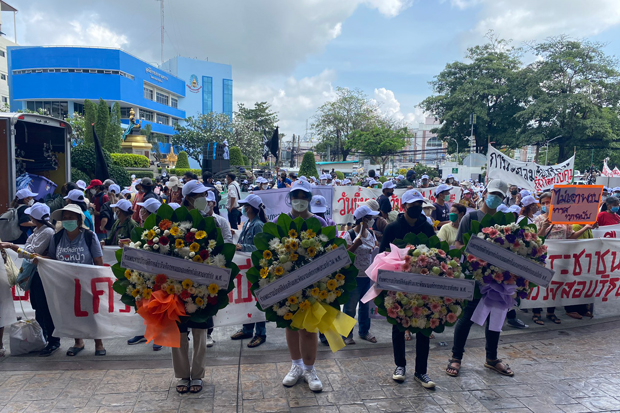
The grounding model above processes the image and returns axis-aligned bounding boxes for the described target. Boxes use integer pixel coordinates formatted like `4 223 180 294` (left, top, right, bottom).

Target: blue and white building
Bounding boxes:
7 46 232 139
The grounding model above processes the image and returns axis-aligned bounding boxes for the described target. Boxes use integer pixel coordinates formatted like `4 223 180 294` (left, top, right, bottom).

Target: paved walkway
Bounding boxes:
2 316 620 412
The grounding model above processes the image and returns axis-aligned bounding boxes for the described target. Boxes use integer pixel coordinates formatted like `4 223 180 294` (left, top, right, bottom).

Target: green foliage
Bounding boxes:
242 155 250 166
299 151 319 178
65 113 86 146
95 98 109 147
143 123 152 141
169 168 201 176
347 125 409 174
335 171 344 180
72 143 113 174
176 151 190 169
229 146 244 166
125 169 154 179
70 167 90 184
173 112 233 164
378 176 388 183
232 102 278 164
105 102 122 153
83 99 97 145
110 153 150 168
414 164 439 180
109 164 132 188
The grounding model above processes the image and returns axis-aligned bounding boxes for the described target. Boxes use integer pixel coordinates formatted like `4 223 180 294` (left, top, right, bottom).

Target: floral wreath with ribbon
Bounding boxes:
362 233 469 336
113 204 239 347
246 214 358 352
461 212 547 332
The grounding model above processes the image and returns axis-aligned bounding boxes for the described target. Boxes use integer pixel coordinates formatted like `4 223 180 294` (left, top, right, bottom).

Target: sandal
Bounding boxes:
565 312 583 320
247 336 266 348
66 346 84 356
95 349 107 356
446 358 461 377
484 359 514 376
176 379 190 394
359 333 377 343
532 315 544 325
546 314 561 324
583 311 594 319
189 379 203 393
404 331 412 341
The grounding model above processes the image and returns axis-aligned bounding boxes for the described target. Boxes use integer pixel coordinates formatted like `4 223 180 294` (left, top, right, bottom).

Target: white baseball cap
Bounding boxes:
137 198 162 214
76 180 87 190
485 179 509 197
354 205 379 221
16 188 38 199
121 189 132 196
397 175 404 180
435 184 452 196
64 189 86 203
168 203 181 210
421 175 429 180
343 179 351 185
108 184 121 194
24 202 50 220
509 205 522 213
402 190 424 204
368 179 379 186
239 194 263 210
446 174 455 179
311 195 328 213
497 204 510 213
182 180 209 197
520 189 531 198
521 195 539 207
110 199 133 212
290 179 312 193
382 180 396 190
613 187 620 192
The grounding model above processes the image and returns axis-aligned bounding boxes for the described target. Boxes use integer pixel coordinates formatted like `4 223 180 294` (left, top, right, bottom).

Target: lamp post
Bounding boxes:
450 138 459 164
544 135 562 166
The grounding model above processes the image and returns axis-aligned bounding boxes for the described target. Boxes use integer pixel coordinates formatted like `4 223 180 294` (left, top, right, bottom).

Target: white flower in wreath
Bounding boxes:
282 261 293 272
189 252 196 258
185 302 198 313
213 254 226 268
259 258 269 267
153 244 160 251
319 234 328 243
153 237 159 244
126 286 135 295
258 278 269 288
276 306 290 316
134 241 142 247
411 318 426 329
208 240 217 250
269 238 282 249
174 284 183 294
327 292 337 303
180 221 193 231
160 245 170 254
178 247 190 257
195 286 207 297
163 230 170 237
143 245 150 251
190 228 198 233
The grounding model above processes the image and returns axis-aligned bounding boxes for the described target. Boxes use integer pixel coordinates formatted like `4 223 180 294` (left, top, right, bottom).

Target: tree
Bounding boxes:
229 146 243 166
516 37 620 162
65 112 86 146
242 155 249 166
144 123 153 142
83 99 97 144
231 102 278 165
105 102 123 153
420 33 526 155
312 87 381 161
172 112 233 164
236 101 279 131
299 151 319 179
347 125 409 174
95 98 109 147
176 151 190 169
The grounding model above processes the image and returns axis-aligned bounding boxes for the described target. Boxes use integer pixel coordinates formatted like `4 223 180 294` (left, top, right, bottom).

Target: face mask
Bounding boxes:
385 191 394 197
612 206 620 213
262 184 268 189
511 190 518 196
113 212 118 221
424 208 432 217
242 207 248 216
485 194 503 210
292 199 309 212
406 205 422 219
449 213 458 222
193 196 208 212
90 189 96 195
367 218 375 227
541 205 548 214
62 220 78 232
203 204 213 215
320 180 327 185
27 199 34 206
615 193 620 198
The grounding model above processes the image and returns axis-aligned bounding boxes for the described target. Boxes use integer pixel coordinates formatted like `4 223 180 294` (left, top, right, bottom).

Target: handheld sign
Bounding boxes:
465 235 555 288
376 270 475 300
254 245 351 309
549 185 603 225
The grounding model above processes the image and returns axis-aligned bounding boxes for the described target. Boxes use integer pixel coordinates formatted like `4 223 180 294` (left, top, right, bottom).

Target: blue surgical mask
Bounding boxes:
612 206 620 213
242 206 248 216
541 205 548 214
485 194 503 210
62 220 78 232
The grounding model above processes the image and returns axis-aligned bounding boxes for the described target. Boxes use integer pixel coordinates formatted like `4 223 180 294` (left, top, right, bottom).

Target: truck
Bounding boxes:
0 113 72 212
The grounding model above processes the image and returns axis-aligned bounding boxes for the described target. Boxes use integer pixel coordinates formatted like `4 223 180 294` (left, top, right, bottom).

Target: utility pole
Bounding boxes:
157 0 164 64
469 113 476 154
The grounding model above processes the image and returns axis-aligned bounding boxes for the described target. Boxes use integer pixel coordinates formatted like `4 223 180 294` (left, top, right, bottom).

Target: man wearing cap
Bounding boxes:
226 173 242 230
432 184 452 228
310 195 335 227
102 199 138 247
380 189 435 387
87 179 108 241
7 189 38 243
420 174 431 188
503 184 519 207
278 171 292 188
377 181 395 216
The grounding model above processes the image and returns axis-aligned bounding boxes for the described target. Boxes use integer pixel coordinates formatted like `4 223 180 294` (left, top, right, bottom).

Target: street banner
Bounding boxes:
520 238 620 308
332 186 461 225
549 185 603 225
255 185 334 222
592 224 620 239
487 145 575 191
603 160 614 177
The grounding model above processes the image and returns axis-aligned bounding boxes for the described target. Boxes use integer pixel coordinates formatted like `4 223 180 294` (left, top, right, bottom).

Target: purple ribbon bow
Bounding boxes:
471 282 517 332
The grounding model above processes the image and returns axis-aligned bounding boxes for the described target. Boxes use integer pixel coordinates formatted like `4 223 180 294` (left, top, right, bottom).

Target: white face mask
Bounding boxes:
27 199 34 206
367 218 375 227
90 189 97 195
193 196 208 212
292 199 309 212
203 203 213 215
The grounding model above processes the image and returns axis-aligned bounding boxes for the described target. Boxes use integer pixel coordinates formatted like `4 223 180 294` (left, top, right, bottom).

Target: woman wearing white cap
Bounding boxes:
230 194 269 347
517 196 539 225
0 203 57 356
6 189 38 244
136 198 162 226
166 176 184 204
182 180 232 243
342 205 379 345
310 195 335 227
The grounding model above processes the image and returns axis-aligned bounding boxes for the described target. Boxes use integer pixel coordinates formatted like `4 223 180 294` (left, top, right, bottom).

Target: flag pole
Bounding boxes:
571 146 576 184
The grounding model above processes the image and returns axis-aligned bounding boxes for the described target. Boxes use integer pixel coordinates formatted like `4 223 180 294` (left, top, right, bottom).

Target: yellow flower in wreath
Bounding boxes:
195 230 207 240
326 279 338 291
131 288 141 298
143 289 153 300
311 287 320 297
189 242 200 252
193 255 204 263
287 296 298 305
147 230 156 240
260 267 269 278
290 240 299 251
335 273 345 281
170 226 180 236
307 246 317 257
274 266 284 276
195 297 204 306
263 250 273 260
319 290 328 300
283 312 294 320
299 300 311 311
305 229 316 239
166 285 176 295
290 253 299 262
175 239 185 249
124 269 132 279
336 290 342 297
288 229 298 238
182 279 193 289
208 283 219 295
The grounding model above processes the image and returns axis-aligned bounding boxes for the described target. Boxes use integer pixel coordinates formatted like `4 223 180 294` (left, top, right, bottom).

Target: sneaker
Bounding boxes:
393 366 406 382
206 335 214 348
303 369 323 392
282 364 304 387
127 336 147 345
507 318 528 329
414 372 436 389
152 344 163 351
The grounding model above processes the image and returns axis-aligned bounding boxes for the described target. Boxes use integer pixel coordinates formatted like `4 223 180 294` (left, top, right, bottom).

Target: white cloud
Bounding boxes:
372 88 426 127
362 0 415 18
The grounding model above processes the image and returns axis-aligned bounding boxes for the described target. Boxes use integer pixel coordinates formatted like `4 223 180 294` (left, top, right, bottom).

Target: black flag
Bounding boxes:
270 126 279 163
92 124 110 181
262 129 270 161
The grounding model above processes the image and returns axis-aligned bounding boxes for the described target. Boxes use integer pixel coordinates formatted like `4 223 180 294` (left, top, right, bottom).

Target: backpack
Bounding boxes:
0 206 25 242
100 202 114 231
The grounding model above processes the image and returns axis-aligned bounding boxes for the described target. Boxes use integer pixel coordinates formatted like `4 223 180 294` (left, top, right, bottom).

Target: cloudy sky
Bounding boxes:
6 0 620 141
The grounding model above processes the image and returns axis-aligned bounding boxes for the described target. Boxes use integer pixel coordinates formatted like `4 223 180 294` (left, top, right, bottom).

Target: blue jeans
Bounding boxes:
343 277 371 338
242 322 266 337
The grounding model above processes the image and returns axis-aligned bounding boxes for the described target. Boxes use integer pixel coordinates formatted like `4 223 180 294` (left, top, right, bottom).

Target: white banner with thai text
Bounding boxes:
252 186 334 223
592 224 620 239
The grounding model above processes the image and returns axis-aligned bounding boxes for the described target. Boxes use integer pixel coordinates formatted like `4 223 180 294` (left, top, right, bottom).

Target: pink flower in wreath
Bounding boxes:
446 313 458 323
504 227 512 235
404 255 412 263
401 263 412 272
523 231 533 241
444 297 454 305
482 227 492 234
417 255 429 267
493 272 504 283
513 241 520 249
402 318 411 328
429 318 440 329
412 306 423 316
437 249 446 258
440 262 449 272
467 254 477 262
446 269 454 278
392 304 401 312
420 268 429 275
487 228 499 238
430 302 442 313
387 308 398 318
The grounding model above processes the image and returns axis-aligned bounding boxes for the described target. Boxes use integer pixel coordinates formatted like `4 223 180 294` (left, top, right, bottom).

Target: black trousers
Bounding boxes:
228 208 241 230
392 325 429 374
29 272 60 346
451 298 499 361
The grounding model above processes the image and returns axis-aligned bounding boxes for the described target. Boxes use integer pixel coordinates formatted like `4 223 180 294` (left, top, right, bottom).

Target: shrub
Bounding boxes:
299 151 319 179
71 167 90 184
169 168 202 177
335 171 345 180
378 176 388 183
176 151 190 169
109 164 132 188
111 153 150 168
72 143 113 174
242 155 249 166
229 146 243 166
125 169 154 179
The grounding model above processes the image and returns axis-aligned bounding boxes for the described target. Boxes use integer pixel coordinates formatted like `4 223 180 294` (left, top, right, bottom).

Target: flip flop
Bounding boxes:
66 346 84 357
189 379 203 393
95 349 107 356
176 379 190 394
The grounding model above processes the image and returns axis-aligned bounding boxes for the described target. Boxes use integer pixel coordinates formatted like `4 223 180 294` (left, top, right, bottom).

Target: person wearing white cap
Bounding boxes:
5 188 38 243
102 199 137 247
380 189 435 387
166 176 184 204
378 180 396 216
48 203 105 356
64 189 95 232
357 199 388 243
517 196 539 225
419 174 431 188
168 203 181 210
136 198 162 225
432 184 453 228
342 205 379 346
519 189 531 199
0 203 57 356
310 195 335 226
445 174 456 186
342 178 351 186
230 194 269 347
76 180 87 191
613 187 620 198
182 180 232 244
280 179 328 393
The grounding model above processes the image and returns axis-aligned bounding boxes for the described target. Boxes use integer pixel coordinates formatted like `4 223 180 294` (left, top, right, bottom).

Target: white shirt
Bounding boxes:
343 227 377 273
20 225 55 258
227 181 241 209
211 213 233 244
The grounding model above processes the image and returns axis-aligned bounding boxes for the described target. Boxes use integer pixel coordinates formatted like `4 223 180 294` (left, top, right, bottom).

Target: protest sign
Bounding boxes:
592 224 620 239
254 245 351 308
256 185 334 223
549 185 603 225
465 235 555 288
487 145 574 191
376 270 475 300
121 247 232 289
521 238 620 308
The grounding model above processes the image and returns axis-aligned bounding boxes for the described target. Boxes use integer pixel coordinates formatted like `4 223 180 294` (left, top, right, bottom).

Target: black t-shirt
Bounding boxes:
432 202 449 222
15 205 31 244
379 213 436 252
377 194 392 213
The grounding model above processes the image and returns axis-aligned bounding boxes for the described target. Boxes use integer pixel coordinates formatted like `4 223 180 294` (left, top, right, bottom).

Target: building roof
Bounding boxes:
1 1 17 12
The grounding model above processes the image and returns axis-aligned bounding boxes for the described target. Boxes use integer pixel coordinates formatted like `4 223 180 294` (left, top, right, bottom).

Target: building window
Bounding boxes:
25 101 68 119
223 79 233 119
144 87 153 101
140 109 154 122
0 51 5 57
156 92 169 106
73 103 84 115
202 76 212 114
120 107 132 118
0 74 5 81
171 97 178 109
157 114 169 125
1 97 7 104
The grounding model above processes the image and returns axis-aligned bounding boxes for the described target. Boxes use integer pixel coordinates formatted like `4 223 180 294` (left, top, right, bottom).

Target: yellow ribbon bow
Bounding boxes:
290 301 357 352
